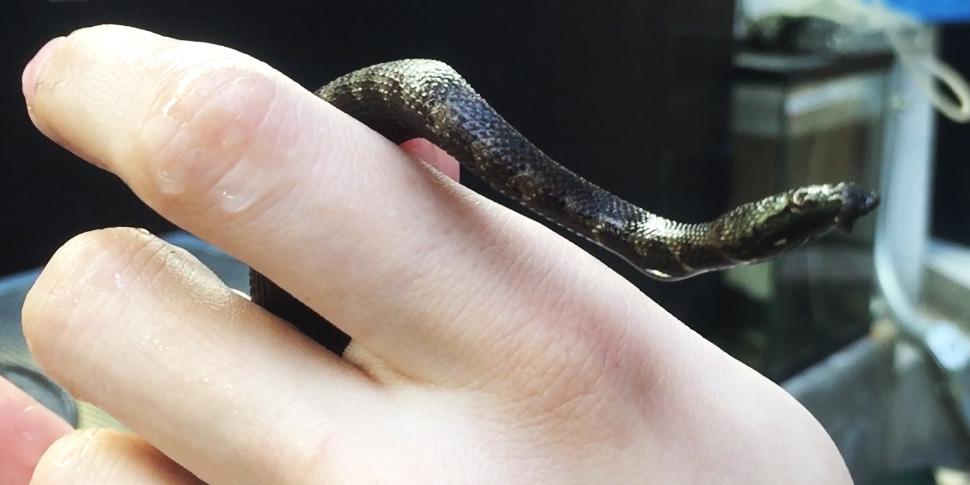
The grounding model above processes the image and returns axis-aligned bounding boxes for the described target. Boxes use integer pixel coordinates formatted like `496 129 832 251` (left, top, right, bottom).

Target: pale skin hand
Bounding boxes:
12 25 853 484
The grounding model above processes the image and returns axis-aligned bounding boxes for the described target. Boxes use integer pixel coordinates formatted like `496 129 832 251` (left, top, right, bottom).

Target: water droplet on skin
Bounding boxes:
18 405 42 443
142 97 188 195
161 97 177 117
211 164 261 214
156 167 184 194
219 189 254 213
113 272 127 290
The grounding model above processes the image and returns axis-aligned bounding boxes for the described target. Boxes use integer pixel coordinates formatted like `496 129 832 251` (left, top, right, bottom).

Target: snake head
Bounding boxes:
832 183 880 232
712 182 880 265
787 182 879 233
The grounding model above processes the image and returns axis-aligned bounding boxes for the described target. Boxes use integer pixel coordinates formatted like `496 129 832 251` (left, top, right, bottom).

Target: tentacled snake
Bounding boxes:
250 60 880 354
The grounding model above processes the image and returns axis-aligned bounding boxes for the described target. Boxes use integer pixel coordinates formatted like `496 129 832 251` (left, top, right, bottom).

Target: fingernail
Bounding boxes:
22 37 64 106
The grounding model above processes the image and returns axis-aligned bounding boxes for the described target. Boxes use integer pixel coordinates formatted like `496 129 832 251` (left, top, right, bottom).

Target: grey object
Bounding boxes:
786 334 969 483
869 34 970 439
0 361 77 427
728 52 886 378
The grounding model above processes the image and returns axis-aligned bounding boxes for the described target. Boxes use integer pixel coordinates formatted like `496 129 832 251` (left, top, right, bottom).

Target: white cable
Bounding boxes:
873 0 970 122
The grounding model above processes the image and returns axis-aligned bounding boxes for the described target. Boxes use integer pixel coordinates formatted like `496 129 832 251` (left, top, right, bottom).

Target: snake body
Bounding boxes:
250 59 879 353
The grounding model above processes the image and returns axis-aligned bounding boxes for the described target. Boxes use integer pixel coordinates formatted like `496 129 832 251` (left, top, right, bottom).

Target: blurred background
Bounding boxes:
1 1 968 483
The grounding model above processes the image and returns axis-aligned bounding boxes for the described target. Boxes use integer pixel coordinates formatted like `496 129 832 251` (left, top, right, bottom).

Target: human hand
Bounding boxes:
15 25 852 484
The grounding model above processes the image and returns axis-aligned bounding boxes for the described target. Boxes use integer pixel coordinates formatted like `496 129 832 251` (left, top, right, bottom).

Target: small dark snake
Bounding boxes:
250 59 880 354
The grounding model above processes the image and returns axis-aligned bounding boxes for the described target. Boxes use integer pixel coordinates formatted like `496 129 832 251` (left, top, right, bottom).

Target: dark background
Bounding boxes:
1 2 966 364
932 23 970 245
1 0 736 328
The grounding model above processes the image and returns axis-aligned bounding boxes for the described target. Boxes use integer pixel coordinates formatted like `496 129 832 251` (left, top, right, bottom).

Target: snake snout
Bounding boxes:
835 183 880 232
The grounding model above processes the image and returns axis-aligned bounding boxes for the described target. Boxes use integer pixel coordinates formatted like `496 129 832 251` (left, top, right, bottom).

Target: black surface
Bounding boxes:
0 1 737 332
932 23 970 246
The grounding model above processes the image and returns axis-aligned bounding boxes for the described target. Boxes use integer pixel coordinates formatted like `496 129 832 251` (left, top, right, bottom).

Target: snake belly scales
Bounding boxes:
249 59 880 354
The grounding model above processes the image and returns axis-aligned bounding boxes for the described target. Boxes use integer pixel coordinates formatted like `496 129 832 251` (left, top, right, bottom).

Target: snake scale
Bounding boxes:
250 59 880 354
